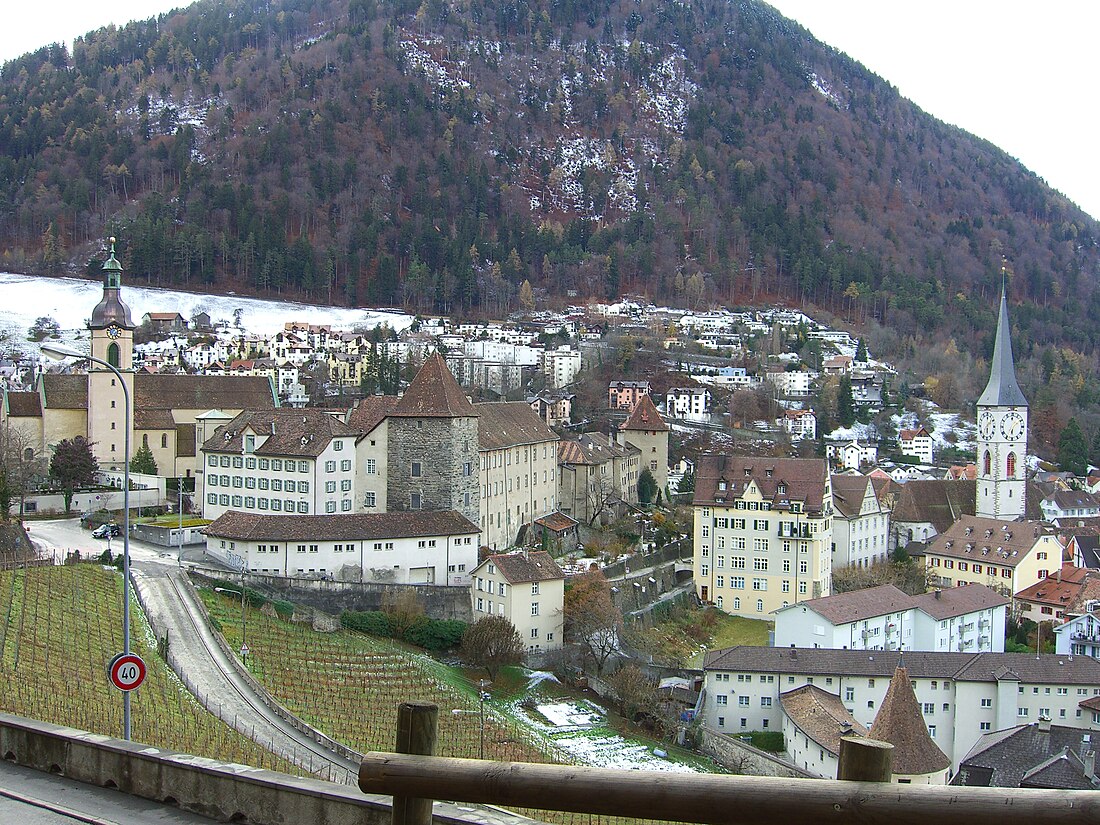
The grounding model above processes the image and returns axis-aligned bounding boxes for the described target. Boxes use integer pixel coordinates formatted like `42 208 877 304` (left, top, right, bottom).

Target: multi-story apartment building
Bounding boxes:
203 510 479 583
693 456 832 618
541 347 582 389
607 380 650 410
702 646 1100 771
528 391 573 427
477 403 559 552
830 474 889 568
198 410 358 521
914 516 1058 597
470 551 565 653
773 583 1009 652
825 439 878 471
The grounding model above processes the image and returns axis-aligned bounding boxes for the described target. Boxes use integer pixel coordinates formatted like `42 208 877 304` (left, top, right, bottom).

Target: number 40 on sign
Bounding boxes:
107 652 147 692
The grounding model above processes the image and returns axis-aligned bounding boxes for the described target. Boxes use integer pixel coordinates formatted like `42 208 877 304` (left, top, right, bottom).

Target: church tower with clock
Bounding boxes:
87 239 136 471
976 281 1028 519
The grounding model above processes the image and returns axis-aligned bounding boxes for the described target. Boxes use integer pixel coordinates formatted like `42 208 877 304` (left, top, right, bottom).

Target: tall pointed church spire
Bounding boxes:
977 271 1027 408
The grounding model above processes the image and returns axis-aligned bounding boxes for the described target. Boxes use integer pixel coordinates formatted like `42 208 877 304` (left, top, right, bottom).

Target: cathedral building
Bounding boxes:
2 242 277 479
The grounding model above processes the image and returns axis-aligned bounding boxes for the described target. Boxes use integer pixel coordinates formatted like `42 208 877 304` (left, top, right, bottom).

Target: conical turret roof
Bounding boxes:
391 353 476 417
869 666 950 776
977 285 1027 408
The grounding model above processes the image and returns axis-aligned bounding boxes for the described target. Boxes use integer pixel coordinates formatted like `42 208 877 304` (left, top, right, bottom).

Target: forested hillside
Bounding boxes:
1 0 1098 374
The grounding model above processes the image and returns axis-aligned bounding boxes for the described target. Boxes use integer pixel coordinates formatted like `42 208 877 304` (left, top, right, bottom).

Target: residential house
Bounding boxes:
780 685 867 779
528 391 574 428
203 509 479 584
899 427 935 466
701 646 1100 771
767 370 816 398
665 387 711 422
608 380 650 411
142 312 187 334
345 395 399 513
470 551 565 653
830 474 889 568
913 516 1059 598
782 409 817 441
773 583 1008 653
822 355 853 376
825 439 878 471
693 455 832 618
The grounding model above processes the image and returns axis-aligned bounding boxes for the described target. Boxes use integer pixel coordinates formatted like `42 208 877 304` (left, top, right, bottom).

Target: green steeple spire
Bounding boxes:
102 236 123 289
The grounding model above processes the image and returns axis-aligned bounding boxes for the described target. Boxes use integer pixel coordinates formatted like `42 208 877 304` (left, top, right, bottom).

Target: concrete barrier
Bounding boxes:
0 713 545 825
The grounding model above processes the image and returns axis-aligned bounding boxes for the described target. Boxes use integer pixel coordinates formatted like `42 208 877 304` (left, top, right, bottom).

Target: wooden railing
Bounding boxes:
360 703 1100 825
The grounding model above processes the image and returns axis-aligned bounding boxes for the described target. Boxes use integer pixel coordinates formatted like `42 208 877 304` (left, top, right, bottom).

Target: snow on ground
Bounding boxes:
825 422 878 442
0 273 414 358
894 401 975 453
528 699 700 772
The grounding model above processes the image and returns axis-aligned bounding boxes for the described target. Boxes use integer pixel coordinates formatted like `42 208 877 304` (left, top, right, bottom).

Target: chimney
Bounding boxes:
1038 716 1052 733
934 590 941 600
789 648 797 659
1084 751 1096 781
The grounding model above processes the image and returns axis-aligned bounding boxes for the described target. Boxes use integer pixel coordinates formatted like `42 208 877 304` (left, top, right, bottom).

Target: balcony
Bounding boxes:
778 524 811 539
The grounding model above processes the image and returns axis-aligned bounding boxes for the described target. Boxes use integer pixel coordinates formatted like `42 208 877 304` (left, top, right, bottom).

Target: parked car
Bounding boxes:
92 523 122 539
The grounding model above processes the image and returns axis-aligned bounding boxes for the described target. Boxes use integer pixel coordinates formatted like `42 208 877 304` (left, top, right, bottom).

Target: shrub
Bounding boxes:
747 730 784 752
341 610 394 637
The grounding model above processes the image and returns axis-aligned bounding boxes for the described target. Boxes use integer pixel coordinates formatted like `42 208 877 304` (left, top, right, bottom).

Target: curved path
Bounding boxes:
26 520 359 785
133 566 361 783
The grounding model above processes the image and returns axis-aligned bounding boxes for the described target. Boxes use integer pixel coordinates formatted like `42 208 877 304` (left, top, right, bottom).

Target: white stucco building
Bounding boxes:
203 510 479 583
702 646 1100 771
773 583 1009 653
830 474 889 569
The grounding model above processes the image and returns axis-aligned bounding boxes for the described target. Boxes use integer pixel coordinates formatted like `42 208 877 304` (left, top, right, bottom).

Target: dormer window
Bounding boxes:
777 483 787 495
765 468 773 478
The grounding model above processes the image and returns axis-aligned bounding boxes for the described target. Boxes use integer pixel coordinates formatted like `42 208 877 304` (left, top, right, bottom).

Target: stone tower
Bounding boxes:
619 393 669 499
386 353 480 528
975 281 1028 520
87 239 136 470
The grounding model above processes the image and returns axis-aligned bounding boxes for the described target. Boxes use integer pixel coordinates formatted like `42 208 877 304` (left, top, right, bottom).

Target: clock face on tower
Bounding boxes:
106 324 122 339
1000 411 1025 441
978 411 997 440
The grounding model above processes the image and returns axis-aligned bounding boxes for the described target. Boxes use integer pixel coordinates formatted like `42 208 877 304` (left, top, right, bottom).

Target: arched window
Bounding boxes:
107 342 120 368
142 433 149 448
1007 452 1017 478
161 433 168 449
983 450 992 476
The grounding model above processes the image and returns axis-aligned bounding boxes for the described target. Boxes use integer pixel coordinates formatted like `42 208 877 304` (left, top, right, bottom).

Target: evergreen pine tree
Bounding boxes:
1058 417 1089 476
130 443 158 475
855 338 868 362
837 375 856 428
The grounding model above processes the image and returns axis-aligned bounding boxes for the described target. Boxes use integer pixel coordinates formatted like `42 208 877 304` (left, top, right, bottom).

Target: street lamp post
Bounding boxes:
214 586 247 655
41 342 133 740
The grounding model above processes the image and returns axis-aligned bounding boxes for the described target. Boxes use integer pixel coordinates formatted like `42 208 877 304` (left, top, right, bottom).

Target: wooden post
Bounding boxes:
837 736 893 782
391 702 438 825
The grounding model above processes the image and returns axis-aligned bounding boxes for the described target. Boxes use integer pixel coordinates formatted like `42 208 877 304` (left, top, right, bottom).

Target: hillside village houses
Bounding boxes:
899 426 935 466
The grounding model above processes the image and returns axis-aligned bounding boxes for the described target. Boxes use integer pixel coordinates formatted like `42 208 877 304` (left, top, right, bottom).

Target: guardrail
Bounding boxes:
359 704 1100 825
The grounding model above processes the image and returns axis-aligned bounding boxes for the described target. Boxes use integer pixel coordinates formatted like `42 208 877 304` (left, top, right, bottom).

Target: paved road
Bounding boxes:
0 761 219 824
27 519 360 784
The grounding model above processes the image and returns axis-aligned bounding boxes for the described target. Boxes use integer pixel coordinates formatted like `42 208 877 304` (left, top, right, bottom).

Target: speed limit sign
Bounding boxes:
107 652 147 692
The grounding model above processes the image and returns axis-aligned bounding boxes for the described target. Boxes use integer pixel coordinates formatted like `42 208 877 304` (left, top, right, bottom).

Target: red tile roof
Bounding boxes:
621 394 668 432
391 353 476 417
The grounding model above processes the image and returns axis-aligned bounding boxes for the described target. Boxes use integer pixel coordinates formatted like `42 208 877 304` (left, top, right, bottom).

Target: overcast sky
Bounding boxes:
3 1 1098 219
